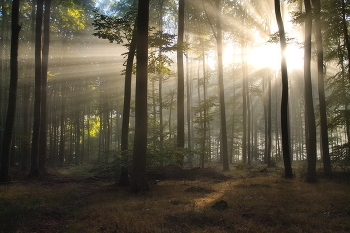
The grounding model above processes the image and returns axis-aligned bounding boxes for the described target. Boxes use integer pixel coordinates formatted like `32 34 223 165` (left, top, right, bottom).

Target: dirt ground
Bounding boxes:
1 163 350 233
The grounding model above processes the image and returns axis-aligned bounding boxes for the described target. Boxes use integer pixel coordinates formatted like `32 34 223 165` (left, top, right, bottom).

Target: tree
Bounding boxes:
38 0 51 174
29 0 44 178
274 0 293 178
215 0 229 171
119 27 136 186
177 0 185 166
130 0 150 193
304 0 317 183
0 0 21 182
312 0 332 176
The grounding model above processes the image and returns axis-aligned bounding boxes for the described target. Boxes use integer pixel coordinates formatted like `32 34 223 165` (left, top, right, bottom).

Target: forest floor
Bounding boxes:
0 162 350 233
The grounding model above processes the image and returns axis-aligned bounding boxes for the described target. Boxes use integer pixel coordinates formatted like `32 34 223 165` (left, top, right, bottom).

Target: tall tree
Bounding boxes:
130 0 150 193
29 0 44 178
177 0 185 165
119 27 136 186
0 0 21 182
304 0 317 183
274 0 293 178
312 0 332 176
38 0 51 173
215 0 229 171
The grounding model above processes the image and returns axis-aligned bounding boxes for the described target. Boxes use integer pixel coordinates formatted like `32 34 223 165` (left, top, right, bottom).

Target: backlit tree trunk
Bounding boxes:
29 0 44 178
130 0 150 193
177 0 185 166
304 0 317 183
216 0 229 171
312 0 332 176
274 0 293 178
119 27 136 186
38 0 51 173
0 0 21 182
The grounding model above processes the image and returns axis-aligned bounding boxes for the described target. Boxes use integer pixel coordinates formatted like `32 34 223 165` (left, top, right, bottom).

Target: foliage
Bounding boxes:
51 0 91 32
89 145 199 176
92 7 136 44
330 143 350 171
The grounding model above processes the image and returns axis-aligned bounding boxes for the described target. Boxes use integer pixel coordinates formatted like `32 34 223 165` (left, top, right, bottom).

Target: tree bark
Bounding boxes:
241 9 247 164
215 0 229 171
304 0 317 183
38 0 51 173
0 0 21 182
274 0 293 178
312 0 332 176
29 0 44 178
177 0 185 165
130 0 150 193
119 27 136 186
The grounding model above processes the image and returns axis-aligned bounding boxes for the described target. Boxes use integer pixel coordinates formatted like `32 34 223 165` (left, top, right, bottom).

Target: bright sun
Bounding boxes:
249 43 304 71
206 42 304 72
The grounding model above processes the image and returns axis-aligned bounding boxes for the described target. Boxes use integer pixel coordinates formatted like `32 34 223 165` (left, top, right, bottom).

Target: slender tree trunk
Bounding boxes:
215 0 229 171
197 64 204 168
341 0 350 84
130 0 150 193
0 0 8 132
21 1 36 171
119 26 136 186
274 0 293 178
312 0 332 176
39 0 51 173
29 0 44 178
186 55 192 166
304 0 317 183
267 71 272 166
0 0 21 182
177 0 185 164
241 11 247 164
59 81 66 165
158 0 164 147
203 50 207 168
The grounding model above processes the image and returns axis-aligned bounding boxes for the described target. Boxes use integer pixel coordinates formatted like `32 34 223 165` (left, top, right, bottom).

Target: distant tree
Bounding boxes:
274 0 293 178
130 0 150 193
304 0 317 183
0 0 21 182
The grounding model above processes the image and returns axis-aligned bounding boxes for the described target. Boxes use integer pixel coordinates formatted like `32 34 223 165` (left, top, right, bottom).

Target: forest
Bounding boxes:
0 0 350 232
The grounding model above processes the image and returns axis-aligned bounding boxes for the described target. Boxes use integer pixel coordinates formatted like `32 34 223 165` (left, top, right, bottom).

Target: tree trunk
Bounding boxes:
29 0 44 178
118 26 136 186
130 0 150 193
0 0 8 133
215 0 229 171
312 0 332 176
267 71 272 166
186 55 192 167
274 0 293 178
241 9 247 164
177 0 185 166
38 0 51 173
0 0 21 182
59 81 66 166
304 0 317 183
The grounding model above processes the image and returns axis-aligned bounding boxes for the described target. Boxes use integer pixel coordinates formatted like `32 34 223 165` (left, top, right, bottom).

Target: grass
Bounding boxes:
0 163 350 232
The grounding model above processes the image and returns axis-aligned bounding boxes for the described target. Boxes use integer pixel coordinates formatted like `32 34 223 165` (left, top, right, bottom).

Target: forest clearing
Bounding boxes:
1 163 349 233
